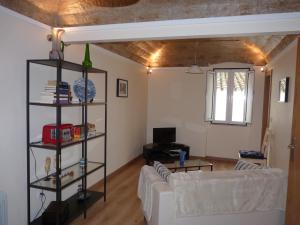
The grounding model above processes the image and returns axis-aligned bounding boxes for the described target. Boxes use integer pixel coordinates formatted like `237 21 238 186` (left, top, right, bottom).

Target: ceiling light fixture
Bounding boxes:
186 64 203 74
147 65 152 75
186 41 203 75
96 0 140 7
260 66 266 72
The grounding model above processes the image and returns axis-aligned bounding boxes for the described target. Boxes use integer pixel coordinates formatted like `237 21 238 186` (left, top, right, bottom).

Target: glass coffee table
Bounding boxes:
164 159 213 172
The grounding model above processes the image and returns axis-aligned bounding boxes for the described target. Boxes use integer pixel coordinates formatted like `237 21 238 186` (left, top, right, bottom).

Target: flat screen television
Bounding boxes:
153 127 176 144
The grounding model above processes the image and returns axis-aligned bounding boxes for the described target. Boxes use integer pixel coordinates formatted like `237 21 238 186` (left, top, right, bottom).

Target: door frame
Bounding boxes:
261 70 272 146
285 37 300 225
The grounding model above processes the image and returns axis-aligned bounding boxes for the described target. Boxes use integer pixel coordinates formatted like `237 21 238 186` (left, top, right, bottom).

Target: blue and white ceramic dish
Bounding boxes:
73 77 96 102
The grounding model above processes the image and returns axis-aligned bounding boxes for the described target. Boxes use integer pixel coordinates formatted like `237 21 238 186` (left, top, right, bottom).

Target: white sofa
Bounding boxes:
138 165 287 225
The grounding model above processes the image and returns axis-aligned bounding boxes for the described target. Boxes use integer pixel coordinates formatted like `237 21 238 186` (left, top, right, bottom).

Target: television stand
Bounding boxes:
143 143 190 165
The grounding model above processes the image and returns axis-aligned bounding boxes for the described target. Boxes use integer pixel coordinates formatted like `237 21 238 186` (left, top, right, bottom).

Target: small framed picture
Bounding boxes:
117 79 128 97
279 77 289 103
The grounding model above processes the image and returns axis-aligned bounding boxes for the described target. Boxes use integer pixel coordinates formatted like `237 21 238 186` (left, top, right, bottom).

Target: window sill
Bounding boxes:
209 121 248 127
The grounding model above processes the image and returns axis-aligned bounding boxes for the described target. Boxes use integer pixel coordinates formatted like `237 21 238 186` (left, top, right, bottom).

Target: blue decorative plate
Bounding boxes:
73 77 96 102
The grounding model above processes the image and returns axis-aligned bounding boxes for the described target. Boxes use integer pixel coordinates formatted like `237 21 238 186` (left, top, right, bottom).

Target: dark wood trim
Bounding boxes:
285 37 300 225
190 155 238 163
261 70 272 145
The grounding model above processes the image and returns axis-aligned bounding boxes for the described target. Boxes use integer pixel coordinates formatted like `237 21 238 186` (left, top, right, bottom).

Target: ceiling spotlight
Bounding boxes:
260 66 265 72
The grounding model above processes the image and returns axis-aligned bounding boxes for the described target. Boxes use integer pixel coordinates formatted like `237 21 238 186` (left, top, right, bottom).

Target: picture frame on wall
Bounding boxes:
279 77 289 103
117 79 128 97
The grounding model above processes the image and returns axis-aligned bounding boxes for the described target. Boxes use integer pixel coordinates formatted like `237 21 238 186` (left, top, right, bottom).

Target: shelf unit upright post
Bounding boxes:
26 59 107 225
26 60 31 225
83 68 88 219
104 71 107 201
55 61 62 224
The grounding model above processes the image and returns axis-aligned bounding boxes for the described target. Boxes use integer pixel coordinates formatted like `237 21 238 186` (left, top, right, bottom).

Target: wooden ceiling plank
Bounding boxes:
267 35 298 63
2 0 300 26
0 0 54 25
96 36 274 67
98 43 149 65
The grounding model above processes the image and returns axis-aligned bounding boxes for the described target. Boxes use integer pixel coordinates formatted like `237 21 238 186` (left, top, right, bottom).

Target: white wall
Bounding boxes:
268 39 298 171
0 7 147 225
147 63 265 158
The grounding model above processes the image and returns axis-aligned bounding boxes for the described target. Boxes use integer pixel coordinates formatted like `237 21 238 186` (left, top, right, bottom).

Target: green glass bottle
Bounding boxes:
82 43 92 69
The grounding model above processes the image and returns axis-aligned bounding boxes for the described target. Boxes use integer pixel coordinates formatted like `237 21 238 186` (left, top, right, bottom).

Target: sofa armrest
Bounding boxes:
148 182 175 225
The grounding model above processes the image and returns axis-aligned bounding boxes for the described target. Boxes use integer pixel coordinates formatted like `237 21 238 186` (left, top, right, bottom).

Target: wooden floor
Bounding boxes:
71 157 235 225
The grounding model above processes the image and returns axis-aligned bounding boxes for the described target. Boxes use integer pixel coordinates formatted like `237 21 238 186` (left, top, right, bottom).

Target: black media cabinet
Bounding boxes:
143 143 190 165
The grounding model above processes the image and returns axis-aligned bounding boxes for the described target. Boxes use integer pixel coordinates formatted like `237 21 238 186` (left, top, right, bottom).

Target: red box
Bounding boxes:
42 124 73 144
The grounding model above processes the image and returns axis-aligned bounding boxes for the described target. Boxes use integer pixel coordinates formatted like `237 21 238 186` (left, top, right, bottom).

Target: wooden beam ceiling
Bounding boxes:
0 1 297 67
98 35 294 67
1 0 300 27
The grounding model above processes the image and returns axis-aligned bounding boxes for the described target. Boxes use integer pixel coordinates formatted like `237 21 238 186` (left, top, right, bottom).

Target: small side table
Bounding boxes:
164 159 213 172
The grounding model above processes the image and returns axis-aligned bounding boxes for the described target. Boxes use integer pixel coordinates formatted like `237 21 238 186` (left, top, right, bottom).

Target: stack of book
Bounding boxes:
40 80 72 104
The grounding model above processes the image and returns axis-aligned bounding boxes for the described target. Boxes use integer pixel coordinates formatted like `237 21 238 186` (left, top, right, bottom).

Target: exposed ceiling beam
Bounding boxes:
63 12 300 43
266 35 298 62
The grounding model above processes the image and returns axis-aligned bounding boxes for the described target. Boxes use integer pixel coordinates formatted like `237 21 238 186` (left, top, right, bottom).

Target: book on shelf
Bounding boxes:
44 89 70 95
54 99 70 104
39 98 70 104
39 80 73 104
47 80 69 88
40 92 70 97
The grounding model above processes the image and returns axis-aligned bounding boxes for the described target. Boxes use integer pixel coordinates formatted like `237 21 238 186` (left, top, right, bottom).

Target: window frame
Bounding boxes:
210 68 252 126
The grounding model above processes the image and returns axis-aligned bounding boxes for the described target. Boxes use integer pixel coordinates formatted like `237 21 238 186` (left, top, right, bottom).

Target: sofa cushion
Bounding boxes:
234 160 263 170
153 161 171 182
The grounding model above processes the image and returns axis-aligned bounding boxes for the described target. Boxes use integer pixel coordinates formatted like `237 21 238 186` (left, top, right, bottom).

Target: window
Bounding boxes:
205 69 254 125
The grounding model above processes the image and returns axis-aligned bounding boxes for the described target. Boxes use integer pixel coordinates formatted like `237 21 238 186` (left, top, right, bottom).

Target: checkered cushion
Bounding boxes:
153 161 171 182
234 160 264 170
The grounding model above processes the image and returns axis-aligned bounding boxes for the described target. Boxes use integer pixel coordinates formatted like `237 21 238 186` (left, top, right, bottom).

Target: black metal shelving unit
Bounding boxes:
26 59 107 225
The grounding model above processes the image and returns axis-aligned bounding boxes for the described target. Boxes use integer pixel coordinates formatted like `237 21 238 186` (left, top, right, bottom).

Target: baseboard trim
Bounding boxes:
107 154 143 180
206 156 238 163
90 154 143 189
191 155 238 163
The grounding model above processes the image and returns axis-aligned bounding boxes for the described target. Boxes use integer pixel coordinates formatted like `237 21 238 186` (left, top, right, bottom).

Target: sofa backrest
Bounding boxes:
168 168 288 217
169 168 284 182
